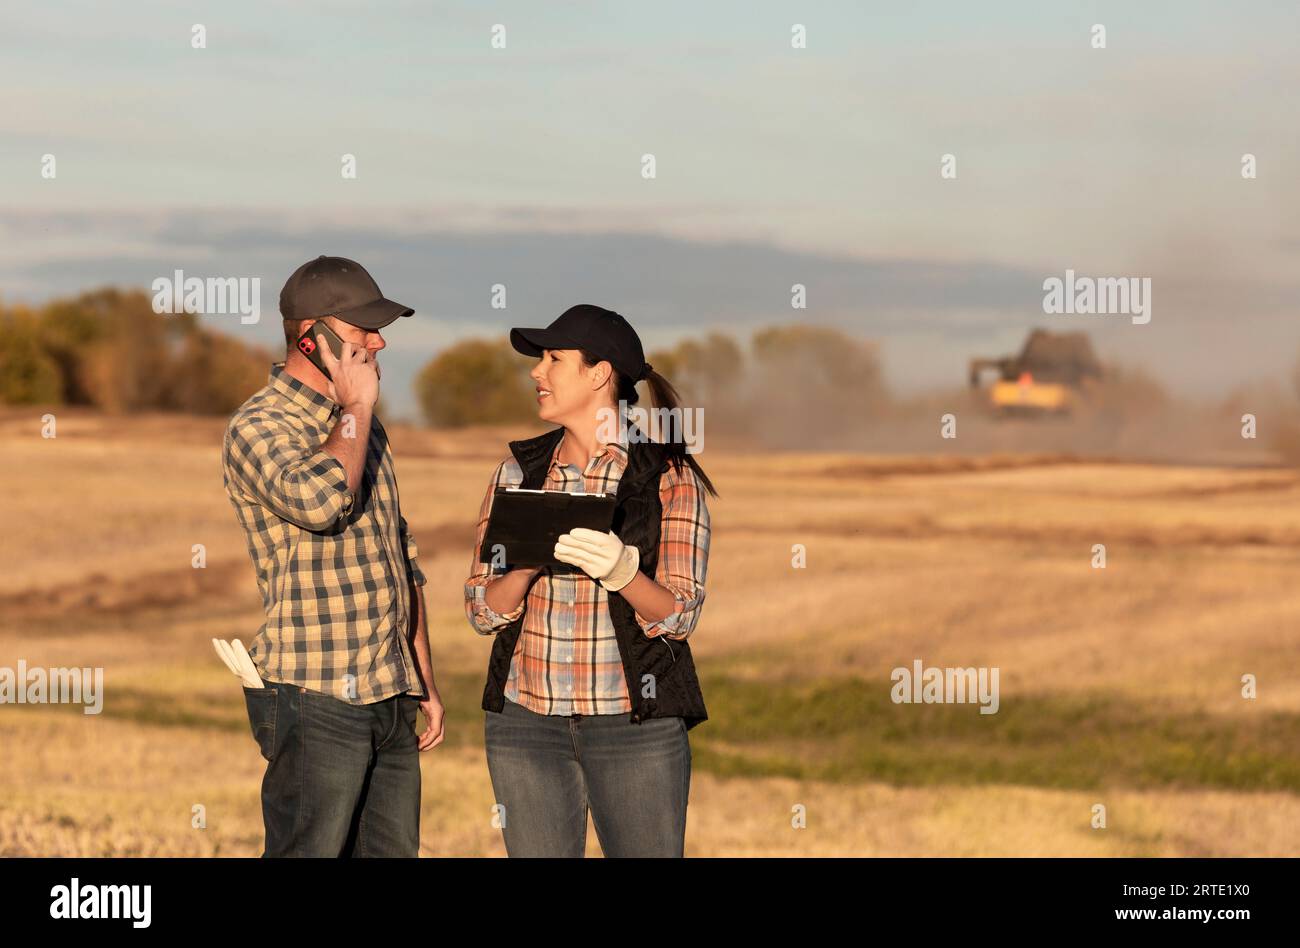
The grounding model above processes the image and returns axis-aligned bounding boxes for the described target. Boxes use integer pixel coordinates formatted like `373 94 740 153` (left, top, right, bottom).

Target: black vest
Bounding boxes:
480 425 709 730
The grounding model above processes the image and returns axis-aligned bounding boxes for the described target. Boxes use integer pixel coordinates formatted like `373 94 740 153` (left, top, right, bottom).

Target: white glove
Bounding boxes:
553 527 640 592
212 638 265 689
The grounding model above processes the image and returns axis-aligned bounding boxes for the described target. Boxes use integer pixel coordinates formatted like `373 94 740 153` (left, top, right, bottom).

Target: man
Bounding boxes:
221 255 445 857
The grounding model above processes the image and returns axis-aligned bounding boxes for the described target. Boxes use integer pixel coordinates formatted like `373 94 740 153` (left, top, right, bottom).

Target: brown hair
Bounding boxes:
580 350 718 498
282 317 307 352
283 314 342 353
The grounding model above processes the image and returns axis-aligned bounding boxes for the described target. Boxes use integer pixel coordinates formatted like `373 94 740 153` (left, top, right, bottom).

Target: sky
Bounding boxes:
2 1 1297 417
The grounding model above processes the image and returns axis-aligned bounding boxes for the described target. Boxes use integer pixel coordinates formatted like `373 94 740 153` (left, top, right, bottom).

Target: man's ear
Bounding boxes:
287 317 316 355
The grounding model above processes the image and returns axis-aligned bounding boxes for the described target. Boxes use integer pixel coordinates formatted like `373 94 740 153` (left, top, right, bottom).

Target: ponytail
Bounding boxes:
581 350 718 498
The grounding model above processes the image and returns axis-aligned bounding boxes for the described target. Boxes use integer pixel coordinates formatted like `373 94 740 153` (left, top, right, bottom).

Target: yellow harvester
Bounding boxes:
968 329 1102 416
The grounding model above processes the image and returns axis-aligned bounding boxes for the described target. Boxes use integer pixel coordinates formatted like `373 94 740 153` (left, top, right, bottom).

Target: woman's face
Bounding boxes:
530 348 606 425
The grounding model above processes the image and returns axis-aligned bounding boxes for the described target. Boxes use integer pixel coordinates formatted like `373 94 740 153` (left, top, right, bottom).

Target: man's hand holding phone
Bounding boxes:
313 328 379 498
317 331 380 411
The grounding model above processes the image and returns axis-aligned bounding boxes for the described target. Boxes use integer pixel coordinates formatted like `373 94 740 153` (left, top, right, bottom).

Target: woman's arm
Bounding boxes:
627 462 711 640
464 460 539 633
554 462 711 635
616 568 678 624
519 457 713 637
484 564 543 616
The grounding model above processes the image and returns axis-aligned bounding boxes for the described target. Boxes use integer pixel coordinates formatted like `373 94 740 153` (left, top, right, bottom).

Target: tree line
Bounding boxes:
1 288 886 434
0 288 270 414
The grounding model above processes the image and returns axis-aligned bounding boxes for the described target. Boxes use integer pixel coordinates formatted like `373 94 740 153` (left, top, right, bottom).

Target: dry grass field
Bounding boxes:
3 408 1299 856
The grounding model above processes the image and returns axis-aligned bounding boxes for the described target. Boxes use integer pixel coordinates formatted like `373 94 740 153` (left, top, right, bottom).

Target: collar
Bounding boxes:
268 362 340 426
550 423 630 474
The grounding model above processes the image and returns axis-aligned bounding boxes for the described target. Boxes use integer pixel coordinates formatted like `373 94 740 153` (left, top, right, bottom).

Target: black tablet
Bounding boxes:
479 487 618 570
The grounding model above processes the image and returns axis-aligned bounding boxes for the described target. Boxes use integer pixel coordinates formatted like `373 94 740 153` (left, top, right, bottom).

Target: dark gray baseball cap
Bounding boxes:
279 255 413 329
510 304 649 381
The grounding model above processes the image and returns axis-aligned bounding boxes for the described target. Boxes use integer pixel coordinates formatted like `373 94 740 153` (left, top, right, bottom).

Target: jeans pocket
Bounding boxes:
242 685 278 761
403 695 420 735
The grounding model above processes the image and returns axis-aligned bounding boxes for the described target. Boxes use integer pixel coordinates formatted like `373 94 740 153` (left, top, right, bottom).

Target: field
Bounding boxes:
3 408 1300 856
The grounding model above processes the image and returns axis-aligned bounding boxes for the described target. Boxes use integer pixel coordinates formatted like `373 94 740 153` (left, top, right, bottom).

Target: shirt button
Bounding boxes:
565 655 573 663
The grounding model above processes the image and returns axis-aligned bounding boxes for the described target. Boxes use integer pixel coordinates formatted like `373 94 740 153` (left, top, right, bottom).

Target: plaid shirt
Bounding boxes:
465 431 711 716
222 363 426 705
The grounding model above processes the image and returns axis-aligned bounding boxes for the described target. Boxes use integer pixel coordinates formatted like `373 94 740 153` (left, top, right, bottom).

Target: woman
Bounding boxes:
464 303 717 858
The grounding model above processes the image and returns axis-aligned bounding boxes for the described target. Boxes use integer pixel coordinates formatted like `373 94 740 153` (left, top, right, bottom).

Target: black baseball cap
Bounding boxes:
510 304 650 381
279 255 413 329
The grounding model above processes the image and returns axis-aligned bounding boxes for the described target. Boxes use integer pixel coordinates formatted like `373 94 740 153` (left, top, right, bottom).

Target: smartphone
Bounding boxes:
296 321 346 380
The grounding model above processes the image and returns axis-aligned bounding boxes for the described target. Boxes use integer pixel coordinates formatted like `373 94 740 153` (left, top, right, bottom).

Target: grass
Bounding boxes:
693 673 1300 791
20 665 1297 795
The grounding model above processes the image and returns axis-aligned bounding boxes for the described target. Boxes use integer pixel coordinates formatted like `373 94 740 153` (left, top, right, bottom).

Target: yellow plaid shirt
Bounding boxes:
222 363 425 705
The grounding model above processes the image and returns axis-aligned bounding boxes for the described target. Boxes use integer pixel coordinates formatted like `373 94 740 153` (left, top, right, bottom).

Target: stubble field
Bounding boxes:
3 409 1298 856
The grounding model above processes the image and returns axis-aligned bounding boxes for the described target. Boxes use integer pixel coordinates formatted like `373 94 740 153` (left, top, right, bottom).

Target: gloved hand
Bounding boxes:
212 638 265 689
553 527 640 591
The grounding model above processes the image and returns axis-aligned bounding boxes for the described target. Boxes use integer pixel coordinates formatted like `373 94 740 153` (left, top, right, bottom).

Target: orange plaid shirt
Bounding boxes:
464 432 710 716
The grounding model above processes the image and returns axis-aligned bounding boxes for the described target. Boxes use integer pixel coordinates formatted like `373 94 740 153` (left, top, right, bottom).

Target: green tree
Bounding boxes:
43 288 186 412
169 326 274 414
0 305 62 404
0 287 274 414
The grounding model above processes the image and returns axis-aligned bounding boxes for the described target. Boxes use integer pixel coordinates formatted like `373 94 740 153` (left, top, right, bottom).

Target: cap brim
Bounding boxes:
510 327 580 357
334 297 414 330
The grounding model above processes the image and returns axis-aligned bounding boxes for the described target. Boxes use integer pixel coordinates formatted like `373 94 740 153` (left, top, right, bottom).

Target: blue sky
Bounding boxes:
2 1 1298 416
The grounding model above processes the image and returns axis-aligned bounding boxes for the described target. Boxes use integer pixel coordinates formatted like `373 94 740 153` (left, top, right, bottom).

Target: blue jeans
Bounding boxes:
484 696 692 857
242 681 421 857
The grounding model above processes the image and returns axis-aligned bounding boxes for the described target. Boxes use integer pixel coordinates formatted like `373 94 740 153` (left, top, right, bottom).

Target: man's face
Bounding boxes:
318 316 386 377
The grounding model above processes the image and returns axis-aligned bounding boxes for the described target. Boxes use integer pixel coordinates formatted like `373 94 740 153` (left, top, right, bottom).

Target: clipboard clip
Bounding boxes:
504 487 608 498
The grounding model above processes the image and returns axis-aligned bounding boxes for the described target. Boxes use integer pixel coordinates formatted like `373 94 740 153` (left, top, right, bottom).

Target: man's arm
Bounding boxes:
222 336 383 530
223 412 355 530
400 516 428 586
316 334 380 494
321 402 372 496
408 578 445 751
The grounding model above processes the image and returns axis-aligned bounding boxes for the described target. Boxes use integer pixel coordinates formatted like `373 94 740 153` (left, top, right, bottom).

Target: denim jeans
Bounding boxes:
242 680 421 857
484 696 691 857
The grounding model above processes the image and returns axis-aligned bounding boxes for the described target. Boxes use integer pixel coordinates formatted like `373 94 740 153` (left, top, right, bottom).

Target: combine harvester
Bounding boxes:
968 329 1103 417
